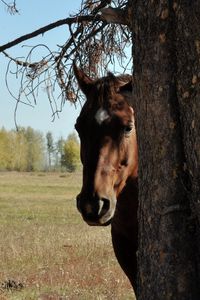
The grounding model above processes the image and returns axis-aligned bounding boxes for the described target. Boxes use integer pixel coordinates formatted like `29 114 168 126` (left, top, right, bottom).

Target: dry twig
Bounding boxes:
0 0 131 119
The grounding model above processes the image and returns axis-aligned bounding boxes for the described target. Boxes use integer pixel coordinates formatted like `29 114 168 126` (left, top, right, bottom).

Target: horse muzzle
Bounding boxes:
76 193 116 226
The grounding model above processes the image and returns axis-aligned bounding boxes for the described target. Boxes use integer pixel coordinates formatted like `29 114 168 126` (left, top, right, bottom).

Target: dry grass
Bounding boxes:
0 172 135 300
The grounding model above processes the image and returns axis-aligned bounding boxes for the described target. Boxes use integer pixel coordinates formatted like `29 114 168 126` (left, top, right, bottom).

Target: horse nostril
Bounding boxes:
98 197 115 225
76 194 115 225
99 198 110 216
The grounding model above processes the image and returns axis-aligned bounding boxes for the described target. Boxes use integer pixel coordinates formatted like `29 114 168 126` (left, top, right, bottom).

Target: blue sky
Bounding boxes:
0 1 131 139
0 1 82 139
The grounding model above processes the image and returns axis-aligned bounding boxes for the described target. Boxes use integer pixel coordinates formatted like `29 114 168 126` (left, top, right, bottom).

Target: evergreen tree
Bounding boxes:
46 131 54 170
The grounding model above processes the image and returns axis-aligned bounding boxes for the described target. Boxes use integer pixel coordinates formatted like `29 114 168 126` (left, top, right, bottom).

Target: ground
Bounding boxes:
0 172 134 300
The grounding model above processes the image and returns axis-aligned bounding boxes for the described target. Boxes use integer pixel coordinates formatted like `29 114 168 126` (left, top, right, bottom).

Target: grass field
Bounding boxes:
0 172 134 300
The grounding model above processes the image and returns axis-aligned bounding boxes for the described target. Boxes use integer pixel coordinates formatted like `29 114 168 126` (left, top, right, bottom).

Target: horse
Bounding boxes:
73 63 138 292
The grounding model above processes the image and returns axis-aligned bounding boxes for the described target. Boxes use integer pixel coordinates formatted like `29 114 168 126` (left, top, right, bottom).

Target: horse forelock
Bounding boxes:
95 73 131 108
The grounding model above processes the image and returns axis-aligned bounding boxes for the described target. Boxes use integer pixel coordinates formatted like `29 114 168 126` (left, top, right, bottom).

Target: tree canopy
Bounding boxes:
0 127 45 171
0 127 80 172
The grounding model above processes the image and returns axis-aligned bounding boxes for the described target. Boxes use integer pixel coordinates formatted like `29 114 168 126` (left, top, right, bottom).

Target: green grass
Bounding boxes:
0 172 135 300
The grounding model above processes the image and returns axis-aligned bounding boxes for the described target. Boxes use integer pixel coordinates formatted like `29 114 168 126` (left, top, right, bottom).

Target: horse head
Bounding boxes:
74 64 138 226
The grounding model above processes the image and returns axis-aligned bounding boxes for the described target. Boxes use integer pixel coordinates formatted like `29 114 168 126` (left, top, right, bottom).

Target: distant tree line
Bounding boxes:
0 127 80 172
45 131 80 172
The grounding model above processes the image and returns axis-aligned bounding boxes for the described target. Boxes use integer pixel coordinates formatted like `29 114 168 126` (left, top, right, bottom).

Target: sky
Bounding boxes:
0 1 82 139
0 1 132 140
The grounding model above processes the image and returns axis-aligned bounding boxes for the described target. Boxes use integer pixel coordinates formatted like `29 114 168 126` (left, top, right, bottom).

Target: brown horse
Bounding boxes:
74 64 138 291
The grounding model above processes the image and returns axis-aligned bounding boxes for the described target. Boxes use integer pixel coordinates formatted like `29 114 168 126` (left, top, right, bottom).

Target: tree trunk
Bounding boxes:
175 1 200 281
131 1 200 299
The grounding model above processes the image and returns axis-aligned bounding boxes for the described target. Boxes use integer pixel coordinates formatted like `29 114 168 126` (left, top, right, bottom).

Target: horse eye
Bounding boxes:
124 125 133 135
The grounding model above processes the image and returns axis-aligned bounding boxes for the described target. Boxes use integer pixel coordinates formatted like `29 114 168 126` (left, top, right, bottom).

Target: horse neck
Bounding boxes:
112 176 138 234
119 177 138 206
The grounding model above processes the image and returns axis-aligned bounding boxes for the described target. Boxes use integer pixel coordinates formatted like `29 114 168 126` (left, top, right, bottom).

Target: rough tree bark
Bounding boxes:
131 1 200 299
1 0 199 298
176 1 200 276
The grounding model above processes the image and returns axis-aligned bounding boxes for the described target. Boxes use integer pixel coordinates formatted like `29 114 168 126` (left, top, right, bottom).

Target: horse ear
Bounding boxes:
73 62 94 95
119 80 133 93
119 80 133 107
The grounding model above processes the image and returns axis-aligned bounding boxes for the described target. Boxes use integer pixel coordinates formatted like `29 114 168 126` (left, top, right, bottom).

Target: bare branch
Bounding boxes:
0 0 19 15
0 14 101 52
2 0 131 120
2 50 41 68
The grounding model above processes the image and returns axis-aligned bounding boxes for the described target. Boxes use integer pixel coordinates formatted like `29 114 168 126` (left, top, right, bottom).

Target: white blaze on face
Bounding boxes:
95 108 109 125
